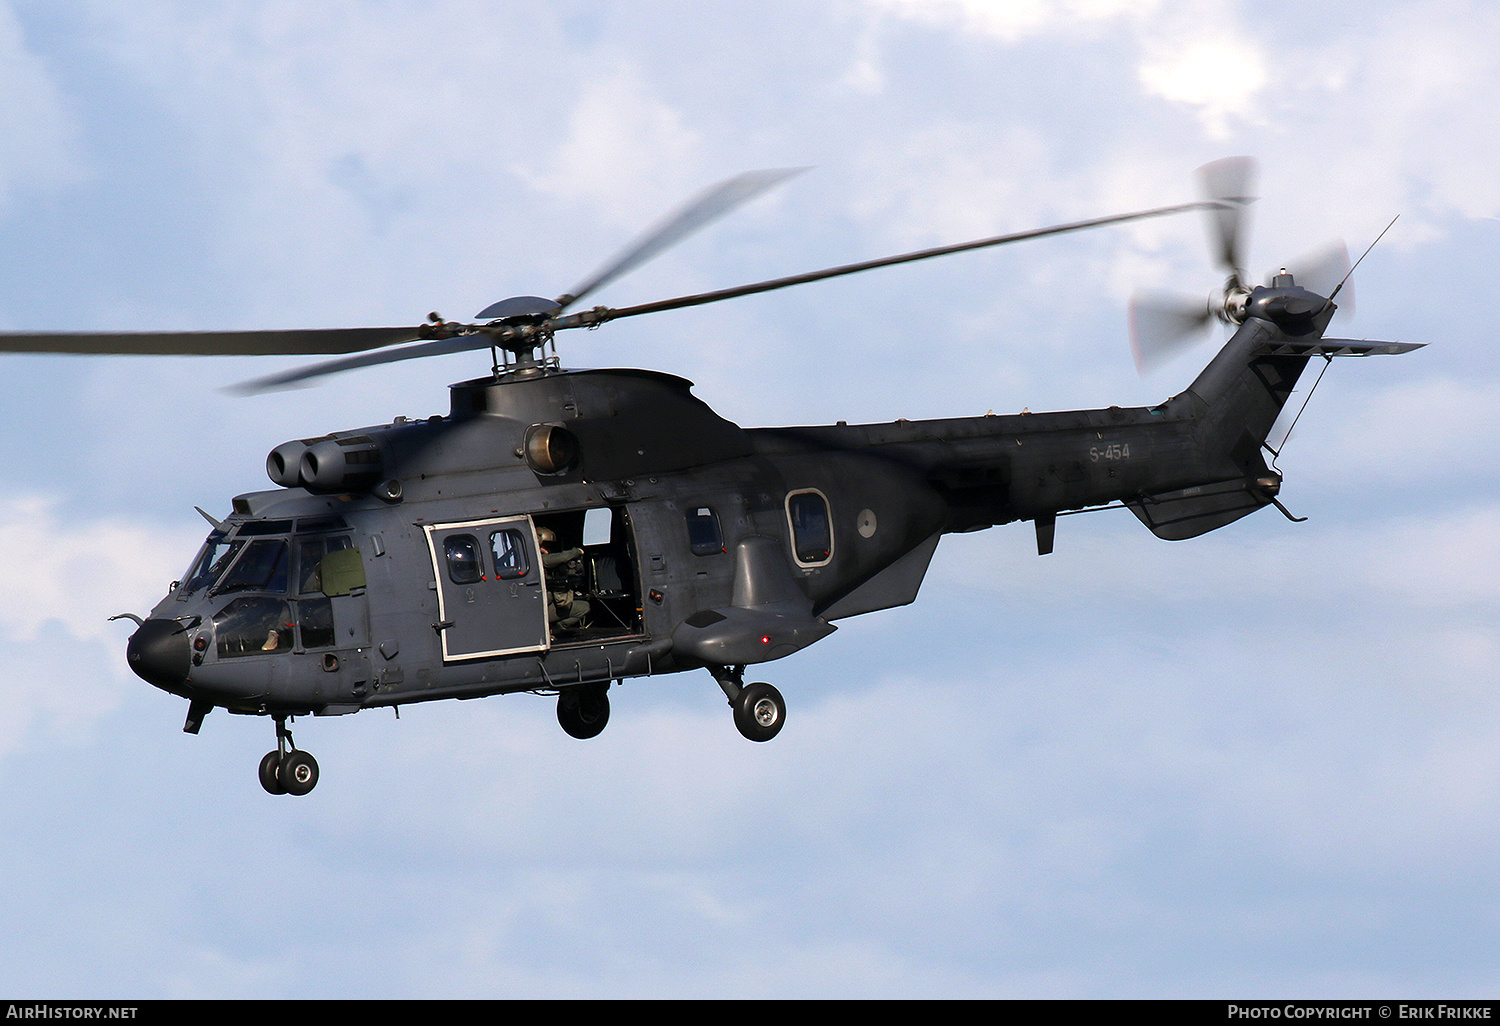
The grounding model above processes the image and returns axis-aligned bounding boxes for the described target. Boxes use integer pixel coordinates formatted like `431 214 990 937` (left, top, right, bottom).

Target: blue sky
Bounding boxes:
0 0 1496 998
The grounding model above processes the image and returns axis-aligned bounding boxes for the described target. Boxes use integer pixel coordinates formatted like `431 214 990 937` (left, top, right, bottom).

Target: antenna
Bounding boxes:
1329 215 1399 303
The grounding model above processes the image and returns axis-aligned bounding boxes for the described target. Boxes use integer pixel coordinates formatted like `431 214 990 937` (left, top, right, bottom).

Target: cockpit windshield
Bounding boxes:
216 539 290 594
179 517 353 600
181 532 241 595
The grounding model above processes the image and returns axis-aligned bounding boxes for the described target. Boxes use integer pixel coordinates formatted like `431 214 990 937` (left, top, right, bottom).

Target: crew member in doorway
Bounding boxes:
537 527 590 631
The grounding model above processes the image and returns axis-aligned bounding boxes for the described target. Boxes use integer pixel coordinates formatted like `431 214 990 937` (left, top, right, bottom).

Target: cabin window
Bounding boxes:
583 507 613 547
444 534 483 584
786 490 833 567
686 506 724 556
216 540 290 594
213 598 294 658
490 529 529 580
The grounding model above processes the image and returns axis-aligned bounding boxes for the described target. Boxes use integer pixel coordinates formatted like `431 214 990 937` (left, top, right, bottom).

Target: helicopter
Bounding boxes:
0 158 1420 795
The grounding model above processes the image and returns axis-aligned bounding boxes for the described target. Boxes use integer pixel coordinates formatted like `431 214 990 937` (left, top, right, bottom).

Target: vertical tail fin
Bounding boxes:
1127 291 1422 540
1127 293 1320 540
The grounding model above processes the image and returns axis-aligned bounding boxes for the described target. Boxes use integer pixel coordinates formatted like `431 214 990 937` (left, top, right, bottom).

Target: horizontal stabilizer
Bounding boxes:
1127 478 1271 541
1258 338 1424 358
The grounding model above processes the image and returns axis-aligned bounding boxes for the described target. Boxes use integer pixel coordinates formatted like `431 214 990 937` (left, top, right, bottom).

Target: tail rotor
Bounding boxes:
1126 158 1356 375
1128 157 1256 374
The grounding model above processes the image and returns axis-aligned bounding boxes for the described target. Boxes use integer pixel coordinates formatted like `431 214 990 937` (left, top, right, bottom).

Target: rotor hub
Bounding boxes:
1219 278 1252 326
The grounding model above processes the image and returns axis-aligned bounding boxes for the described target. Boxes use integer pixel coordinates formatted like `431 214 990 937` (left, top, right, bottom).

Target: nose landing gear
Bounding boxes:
259 716 320 796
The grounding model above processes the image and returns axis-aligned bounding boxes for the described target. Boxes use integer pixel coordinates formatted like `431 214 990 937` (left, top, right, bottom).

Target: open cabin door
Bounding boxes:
424 516 549 661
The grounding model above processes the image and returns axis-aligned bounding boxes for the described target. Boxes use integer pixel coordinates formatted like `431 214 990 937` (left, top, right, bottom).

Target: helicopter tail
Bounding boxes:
1126 321 1421 541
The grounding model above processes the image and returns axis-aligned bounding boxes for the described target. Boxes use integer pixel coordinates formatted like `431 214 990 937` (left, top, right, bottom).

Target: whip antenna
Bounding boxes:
1329 215 1398 303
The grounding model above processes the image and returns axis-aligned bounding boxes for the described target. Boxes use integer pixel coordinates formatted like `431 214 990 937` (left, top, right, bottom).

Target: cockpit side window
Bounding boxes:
299 535 353 595
216 539 289 594
292 533 355 647
297 598 335 649
213 598 293 658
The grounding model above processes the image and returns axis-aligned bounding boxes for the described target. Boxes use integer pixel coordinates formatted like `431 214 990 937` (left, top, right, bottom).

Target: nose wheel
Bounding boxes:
259 716 320 796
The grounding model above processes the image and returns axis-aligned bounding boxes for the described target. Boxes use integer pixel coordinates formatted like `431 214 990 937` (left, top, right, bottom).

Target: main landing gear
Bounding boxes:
552 671 787 743
259 716 319 796
557 682 610 739
710 665 786 742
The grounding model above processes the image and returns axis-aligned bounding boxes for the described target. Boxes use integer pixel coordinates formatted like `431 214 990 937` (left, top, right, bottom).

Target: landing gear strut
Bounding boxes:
710 665 786 742
259 716 320 796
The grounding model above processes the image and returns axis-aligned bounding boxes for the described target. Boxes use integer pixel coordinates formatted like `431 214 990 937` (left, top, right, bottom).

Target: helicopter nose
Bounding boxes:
126 618 192 694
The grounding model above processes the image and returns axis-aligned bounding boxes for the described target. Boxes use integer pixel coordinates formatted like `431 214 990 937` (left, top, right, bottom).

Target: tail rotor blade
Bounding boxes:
1197 156 1256 281
1129 290 1214 375
1280 239 1354 317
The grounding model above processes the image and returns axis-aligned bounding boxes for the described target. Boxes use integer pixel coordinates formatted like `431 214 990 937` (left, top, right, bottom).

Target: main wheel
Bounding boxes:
733 682 785 742
259 750 286 795
557 685 610 740
279 750 319 796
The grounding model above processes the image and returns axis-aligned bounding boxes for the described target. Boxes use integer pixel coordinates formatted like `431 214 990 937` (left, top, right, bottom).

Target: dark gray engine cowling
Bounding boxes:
267 434 385 493
300 435 384 493
266 438 317 488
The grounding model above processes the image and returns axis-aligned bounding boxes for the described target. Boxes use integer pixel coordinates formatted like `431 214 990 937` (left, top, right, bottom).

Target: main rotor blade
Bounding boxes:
559 167 808 309
555 200 1216 330
476 168 808 320
228 331 500 393
0 326 425 356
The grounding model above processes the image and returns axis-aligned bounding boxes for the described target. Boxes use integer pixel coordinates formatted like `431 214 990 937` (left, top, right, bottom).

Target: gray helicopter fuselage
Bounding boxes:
129 338 1266 723
91 158 1425 794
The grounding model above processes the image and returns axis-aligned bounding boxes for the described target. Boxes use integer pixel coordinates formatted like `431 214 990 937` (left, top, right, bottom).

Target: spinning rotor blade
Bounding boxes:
1127 157 1260 376
1128 290 1214 375
240 197 1220 393
230 330 500 393
477 167 808 319
554 200 1218 330
1197 156 1256 282
0 326 426 357
1277 239 1354 317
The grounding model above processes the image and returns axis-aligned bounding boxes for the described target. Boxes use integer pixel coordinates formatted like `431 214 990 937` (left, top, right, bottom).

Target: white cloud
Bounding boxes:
0 496 193 642
0 3 83 206
0 496 195 756
527 62 705 224
864 0 1147 43
1137 35 1268 139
